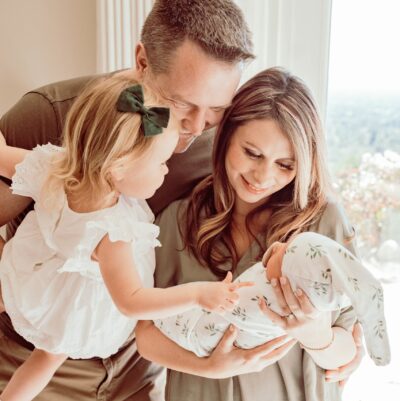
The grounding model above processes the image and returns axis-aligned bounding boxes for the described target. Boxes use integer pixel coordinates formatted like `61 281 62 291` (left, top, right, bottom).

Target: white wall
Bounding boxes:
0 0 97 116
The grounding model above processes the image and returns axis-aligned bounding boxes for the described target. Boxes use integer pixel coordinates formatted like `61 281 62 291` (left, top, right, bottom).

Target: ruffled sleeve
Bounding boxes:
57 197 160 281
11 143 63 201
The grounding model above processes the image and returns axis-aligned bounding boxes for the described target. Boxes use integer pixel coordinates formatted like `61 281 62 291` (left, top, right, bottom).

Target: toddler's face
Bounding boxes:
262 242 288 281
112 117 179 199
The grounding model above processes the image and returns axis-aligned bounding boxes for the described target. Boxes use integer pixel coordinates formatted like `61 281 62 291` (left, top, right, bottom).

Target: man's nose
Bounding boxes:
183 108 207 136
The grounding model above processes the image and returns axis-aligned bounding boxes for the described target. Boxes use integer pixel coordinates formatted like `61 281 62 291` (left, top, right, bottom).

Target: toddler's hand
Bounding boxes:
196 272 253 313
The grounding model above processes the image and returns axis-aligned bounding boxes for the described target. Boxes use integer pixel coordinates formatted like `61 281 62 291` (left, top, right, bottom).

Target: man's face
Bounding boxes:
140 40 242 153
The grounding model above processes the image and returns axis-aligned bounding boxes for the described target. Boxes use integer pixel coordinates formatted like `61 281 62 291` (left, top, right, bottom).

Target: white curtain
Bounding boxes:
235 0 332 117
96 0 331 115
96 0 154 73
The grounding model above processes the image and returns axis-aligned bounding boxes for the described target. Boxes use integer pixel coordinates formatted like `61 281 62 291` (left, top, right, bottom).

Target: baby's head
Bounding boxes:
262 241 288 281
54 75 179 203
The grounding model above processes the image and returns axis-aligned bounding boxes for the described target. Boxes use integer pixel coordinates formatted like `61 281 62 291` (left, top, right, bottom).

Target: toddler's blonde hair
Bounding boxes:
43 75 166 208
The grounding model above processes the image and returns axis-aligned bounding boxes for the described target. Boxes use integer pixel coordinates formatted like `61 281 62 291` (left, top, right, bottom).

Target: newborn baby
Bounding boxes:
154 232 390 366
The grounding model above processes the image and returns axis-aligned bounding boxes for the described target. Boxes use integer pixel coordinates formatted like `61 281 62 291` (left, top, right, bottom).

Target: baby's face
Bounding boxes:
263 242 288 281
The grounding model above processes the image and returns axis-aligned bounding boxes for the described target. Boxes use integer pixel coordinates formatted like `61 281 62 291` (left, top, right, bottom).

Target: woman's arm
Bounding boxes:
135 320 296 379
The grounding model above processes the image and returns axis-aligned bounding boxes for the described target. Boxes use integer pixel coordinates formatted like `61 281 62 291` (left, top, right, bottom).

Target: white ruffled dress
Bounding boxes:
0 144 160 359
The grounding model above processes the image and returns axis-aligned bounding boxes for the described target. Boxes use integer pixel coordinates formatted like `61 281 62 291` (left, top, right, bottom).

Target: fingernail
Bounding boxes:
271 278 277 287
229 325 235 332
296 288 302 296
280 277 286 285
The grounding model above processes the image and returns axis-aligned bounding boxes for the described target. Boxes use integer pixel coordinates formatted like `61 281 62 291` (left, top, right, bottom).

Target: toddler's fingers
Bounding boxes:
226 292 239 302
231 281 254 290
222 301 235 312
222 271 233 284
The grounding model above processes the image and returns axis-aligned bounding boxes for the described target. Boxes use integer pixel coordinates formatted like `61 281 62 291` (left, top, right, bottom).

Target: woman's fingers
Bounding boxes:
260 338 297 362
258 298 287 328
249 336 296 362
294 288 319 318
215 325 237 352
271 278 291 315
279 277 303 319
352 322 364 347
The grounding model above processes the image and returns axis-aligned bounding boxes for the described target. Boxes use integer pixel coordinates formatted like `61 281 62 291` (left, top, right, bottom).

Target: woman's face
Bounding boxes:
225 118 297 214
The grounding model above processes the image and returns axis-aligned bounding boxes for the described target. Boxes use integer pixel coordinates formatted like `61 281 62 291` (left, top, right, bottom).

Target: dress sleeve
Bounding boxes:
10 143 62 202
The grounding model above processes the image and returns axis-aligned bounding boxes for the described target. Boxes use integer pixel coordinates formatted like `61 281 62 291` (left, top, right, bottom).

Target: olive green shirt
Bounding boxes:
155 199 358 401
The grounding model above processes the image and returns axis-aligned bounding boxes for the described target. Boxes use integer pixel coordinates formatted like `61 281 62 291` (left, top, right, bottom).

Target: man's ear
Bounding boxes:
135 42 149 77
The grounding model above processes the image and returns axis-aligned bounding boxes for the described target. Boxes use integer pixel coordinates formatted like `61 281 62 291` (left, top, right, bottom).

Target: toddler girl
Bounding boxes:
0 76 247 401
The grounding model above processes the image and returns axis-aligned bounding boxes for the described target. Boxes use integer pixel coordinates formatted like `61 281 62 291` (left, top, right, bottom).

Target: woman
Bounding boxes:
136 67 362 401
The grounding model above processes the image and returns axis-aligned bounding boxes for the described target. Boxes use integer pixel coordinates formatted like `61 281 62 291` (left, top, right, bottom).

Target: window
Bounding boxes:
327 1 400 399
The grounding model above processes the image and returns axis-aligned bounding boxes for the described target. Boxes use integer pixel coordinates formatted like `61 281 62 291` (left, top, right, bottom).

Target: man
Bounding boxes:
0 1 251 400
0 0 363 400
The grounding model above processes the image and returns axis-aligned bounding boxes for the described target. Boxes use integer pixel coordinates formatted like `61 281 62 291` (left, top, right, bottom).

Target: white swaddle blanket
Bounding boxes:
154 232 390 366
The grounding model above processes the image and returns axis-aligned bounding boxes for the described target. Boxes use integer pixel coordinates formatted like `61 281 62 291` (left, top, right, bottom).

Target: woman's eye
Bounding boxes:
244 148 261 159
277 163 294 171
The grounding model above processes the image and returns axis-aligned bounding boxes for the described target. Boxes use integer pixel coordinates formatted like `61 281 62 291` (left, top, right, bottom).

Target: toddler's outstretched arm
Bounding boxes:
0 349 67 401
0 131 29 180
96 235 252 319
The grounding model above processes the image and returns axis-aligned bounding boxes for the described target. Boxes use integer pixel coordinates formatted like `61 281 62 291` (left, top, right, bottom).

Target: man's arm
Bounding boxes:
0 89 62 235
0 180 31 227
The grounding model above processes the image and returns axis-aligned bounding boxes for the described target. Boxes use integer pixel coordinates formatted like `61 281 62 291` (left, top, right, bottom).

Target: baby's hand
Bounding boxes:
196 272 253 313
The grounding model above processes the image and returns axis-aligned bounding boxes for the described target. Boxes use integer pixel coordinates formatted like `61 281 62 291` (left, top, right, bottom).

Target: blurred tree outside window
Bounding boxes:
327 1 400 400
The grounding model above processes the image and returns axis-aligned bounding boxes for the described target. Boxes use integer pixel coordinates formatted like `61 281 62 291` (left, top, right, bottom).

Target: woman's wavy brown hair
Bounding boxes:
182 67 333 277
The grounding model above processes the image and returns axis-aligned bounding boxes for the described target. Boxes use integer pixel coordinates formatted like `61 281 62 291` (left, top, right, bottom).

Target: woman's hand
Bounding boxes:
206 325 297 378
325 323 365 387
259 276 333 349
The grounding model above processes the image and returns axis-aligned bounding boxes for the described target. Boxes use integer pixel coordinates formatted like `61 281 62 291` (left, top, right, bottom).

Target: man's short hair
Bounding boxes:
141 0 254 74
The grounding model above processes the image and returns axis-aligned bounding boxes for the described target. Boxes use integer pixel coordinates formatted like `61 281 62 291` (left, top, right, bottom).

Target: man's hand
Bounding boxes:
325 323 365 387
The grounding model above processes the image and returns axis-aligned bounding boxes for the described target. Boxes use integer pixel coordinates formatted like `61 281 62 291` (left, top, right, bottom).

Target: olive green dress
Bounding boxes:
155 199 358 401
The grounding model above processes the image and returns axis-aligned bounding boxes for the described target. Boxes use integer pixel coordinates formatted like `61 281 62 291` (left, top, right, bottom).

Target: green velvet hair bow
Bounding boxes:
116 84 170 136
